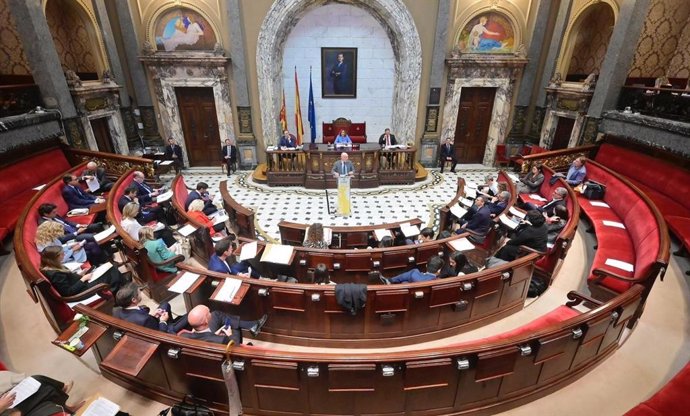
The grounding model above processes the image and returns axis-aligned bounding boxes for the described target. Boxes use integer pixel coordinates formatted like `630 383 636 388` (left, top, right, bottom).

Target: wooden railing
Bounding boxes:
278 218 424 248
516 145 598 173
618 85 690 123
219 180 256 239
68 148 155 178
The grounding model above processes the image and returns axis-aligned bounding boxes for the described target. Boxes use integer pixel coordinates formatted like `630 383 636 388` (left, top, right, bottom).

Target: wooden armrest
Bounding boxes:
464 228 485 237
591 268 644 283
565 290 604 307
518 245 546 256
149 254 186 268
50 283 111 303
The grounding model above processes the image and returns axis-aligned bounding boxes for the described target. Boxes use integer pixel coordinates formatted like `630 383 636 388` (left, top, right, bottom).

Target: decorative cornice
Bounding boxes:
139 53 230 66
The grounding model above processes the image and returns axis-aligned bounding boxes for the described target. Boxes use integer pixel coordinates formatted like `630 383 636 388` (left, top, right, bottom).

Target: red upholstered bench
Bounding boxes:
517 166 557 207
624 361 690 416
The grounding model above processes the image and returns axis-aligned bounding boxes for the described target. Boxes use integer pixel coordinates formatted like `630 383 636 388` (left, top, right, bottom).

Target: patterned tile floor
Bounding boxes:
170 164 498 242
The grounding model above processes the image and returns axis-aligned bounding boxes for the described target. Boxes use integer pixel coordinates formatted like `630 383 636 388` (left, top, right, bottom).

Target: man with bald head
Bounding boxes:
180 305 267 345
81 161 113 193
331 152 355 177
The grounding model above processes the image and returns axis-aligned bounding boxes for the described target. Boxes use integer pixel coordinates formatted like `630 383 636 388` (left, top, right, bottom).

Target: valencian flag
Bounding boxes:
279 89 288 133
308 67 316 143
294 67 304 145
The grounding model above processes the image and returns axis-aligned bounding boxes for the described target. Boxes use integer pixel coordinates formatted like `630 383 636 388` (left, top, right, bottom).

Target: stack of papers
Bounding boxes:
605 258 634 272
509 207 526 219
602 220 625 229
168 272 200 293
81 397 120 416
67 294 101 309
260 244 295 264
590 201 610 208
88 262 113 283
499 214 520 229
450 204 468 219
64 262 83 272
8 377 40 408
214 278 243 303
529 194 548 202
67 208 90 216
155 190 173 203
460 197 474 207
239 241 258 261
373 229 391 241
400 223 420 237
177 224 197 236
465 181 478 189
32 184 46 191
94 225 116 243
159 160 174 166
85 177 100 192
212 213 230 225
448 237 475 252
465 188 477 199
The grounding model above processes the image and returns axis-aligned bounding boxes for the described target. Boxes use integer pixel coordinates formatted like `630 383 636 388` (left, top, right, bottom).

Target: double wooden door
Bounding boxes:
453 87 496 163
90 117 114 153
552 116 575 150
176 87 220 166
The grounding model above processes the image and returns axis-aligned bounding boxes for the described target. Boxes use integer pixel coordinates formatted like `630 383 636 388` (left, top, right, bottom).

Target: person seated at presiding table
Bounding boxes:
381 256 444 284
121 202 178 247
439 251 478 278
334 129 352 147
546 205 569 245
139 226 179 274
452 196 492 236
553 157 586 186
114 282 188 333
184 182 218 216
80 161 114 193
118 185 162 224
313 263 336 285
181 304 267 345
187 199 225 237
132 170 165 206
208 238 259 278
35 221 106 265
0 368 84 415
517 164 545 194
523 187 567 216
492 210 548 263
303 222 329 249
378 128 397 147
38 203 104 243
40 246 127 296
61 174 104 210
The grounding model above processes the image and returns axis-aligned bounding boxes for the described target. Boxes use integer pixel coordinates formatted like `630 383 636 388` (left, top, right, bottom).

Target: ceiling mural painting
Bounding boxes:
154 7 217 51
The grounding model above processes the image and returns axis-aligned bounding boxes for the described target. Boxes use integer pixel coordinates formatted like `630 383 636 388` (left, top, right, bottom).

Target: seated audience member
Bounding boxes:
184 182 218 216
518 165 545 194
334 129 352 146
81 161 113 193
453 196 492 236
37 202 103 243
379 235 393 247
494 210 548 262
554 157 587 186
0 368 84 415
35 221 87 264
313 263 335 285
546 205 569 245
121 202 177 247
139 226 179 273
381 256 444 284
440 251 479 278
164 137 184 174
437 230 452 240
221 138 238 176
407 227 434 245
132 170 164 205
114 282 188 333
118 185 160 224
40 246 126 296
303 222 329 249
478 175 499 196
61 174 103 210
208 238 259 278
181 304 267 345
486 191 511 216
524 187 567 216
439 138 457 173
187 199 225 236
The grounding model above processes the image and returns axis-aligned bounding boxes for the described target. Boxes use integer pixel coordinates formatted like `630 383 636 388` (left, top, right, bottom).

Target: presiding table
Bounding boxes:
266 143 416 188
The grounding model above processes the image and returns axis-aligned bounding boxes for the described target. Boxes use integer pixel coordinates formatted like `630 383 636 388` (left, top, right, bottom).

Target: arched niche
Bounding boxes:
454 10 522 54
145 4 221 52
453 3 525 53
558 1 618 81
43 0 107 78
256 0 422 146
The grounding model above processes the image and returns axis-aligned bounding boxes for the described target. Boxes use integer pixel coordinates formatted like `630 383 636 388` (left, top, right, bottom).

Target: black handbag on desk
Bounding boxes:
159 395 214 416
583 180 606 200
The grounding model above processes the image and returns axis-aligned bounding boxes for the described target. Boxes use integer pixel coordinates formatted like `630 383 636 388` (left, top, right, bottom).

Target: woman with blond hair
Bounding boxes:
35 221 88 264
303 222 329 249
122 202 177 246
187 199 225 237
139 226 178 273
40 245 126 296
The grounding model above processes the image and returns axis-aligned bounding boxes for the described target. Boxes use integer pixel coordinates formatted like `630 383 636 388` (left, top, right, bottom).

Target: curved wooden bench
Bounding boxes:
219 180 256 239
170 174 215 264
278 218 424 248
60 284 644 415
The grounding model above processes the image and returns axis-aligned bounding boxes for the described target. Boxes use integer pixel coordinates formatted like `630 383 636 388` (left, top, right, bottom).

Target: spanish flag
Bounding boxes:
279 89 288 133
294 67 304 145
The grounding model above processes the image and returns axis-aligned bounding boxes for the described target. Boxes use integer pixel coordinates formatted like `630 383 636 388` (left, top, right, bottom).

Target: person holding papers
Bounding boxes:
61 174 103 210
0 368 84 415
132 170 164 206
303 223 329 249
184 182 218 216
40 246 126 296
518 165 544 194
118 185 162 224
181 304 268 345
121 202 177 247
494 210 548 262
114 282 188 333
331 152 355 177
187 199 225 237
381 256 444 284
81 161 113 193
37 203 104 243
208 239 259 278
333 130 352 147
139 227 179 273
524 187 567 216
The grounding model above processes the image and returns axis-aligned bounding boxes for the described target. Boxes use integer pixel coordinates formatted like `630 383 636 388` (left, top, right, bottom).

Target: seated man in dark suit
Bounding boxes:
439 138 457 173
61 174 104 210
164 137 184 174
277 130 297 169
378 128 397 147
132 170 164 206
524 187 567 217
184 181 218 216
81 161 113 193
113 282 188 333
453 196 492 236
180 304 267 345
208 238 260 278
37 203 103 243
487 191 511 216
494 210 548 262
118 185 160 224
381 256 444 284
221 138 238 177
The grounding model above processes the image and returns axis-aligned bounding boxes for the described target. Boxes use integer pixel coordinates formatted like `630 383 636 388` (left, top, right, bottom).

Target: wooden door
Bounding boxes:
90 117 114 153
453 87 496 163
176 87 220 166
551 116 575 150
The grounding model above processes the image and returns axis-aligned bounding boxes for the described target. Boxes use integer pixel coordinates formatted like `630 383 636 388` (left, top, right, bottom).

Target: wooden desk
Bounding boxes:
266 144 416 188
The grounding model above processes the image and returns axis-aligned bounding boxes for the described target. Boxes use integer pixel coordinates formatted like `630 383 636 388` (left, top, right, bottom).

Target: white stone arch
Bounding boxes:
256 0 422 145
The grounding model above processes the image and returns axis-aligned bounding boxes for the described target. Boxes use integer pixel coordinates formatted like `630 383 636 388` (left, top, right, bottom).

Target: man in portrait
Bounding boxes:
329 53 350 94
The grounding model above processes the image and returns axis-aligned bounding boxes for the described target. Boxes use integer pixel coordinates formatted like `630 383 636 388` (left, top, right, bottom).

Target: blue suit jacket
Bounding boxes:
208 254 258 277
278 136 297 148
114 306 173 332
391 268 436 284
440 143 454 159
133 181 155 205
61 185 96 210
466 205 492 235
487 200 507 216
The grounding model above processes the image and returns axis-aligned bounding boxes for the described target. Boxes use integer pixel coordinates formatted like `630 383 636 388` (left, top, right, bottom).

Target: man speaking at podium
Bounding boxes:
331 152 354 216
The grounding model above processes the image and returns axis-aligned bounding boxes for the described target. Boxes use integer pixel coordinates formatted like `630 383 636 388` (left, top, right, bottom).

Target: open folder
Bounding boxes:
260 244 294 265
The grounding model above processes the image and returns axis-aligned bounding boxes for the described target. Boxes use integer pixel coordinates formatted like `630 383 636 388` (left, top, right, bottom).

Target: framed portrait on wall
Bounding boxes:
321 48 357 98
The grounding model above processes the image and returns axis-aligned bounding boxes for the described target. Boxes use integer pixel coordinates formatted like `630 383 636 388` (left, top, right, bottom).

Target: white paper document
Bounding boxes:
85 176 100 192
590 201 611 208
94 225 116 243
81 397 121 416
400 223 421 237
67 208 90 216
509 206 526 219
169 272 200 293
63 262 83 273
177 224 197 236
529 194 548 202
260 243 295 264
89 262 113 282
212 213 229 225
605 258 634 272
464 188 477 199
8 377 40 408
602 220 626 229
68 293 102 309
155 190 173 203
507 173 520 183
214 277 243 303
159 160 174 166
499 214 520 229
239 241 258 261
450 204 468 219
32 184 46 191
152 222 165 232
373 228 391 241
465 181 478 190
460 198 474 207
448 237 475 252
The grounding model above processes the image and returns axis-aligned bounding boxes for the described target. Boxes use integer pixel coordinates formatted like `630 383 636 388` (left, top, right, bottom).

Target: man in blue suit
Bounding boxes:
381 256 444 284
208 239 259 278
113 282 188 333
37 203 103 242
439 138 457 173
184 182 217 216
132 171 163 205
454 196 492 236
61 174 103 210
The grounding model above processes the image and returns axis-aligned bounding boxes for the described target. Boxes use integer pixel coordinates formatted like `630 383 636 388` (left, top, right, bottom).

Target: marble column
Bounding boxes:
511 0 558 137
112 0 161 145
91 0 139 148
421 0 450 167
7 0 87 148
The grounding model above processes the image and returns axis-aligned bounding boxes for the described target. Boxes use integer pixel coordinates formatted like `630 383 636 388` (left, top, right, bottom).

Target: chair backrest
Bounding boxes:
332 117 352 137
